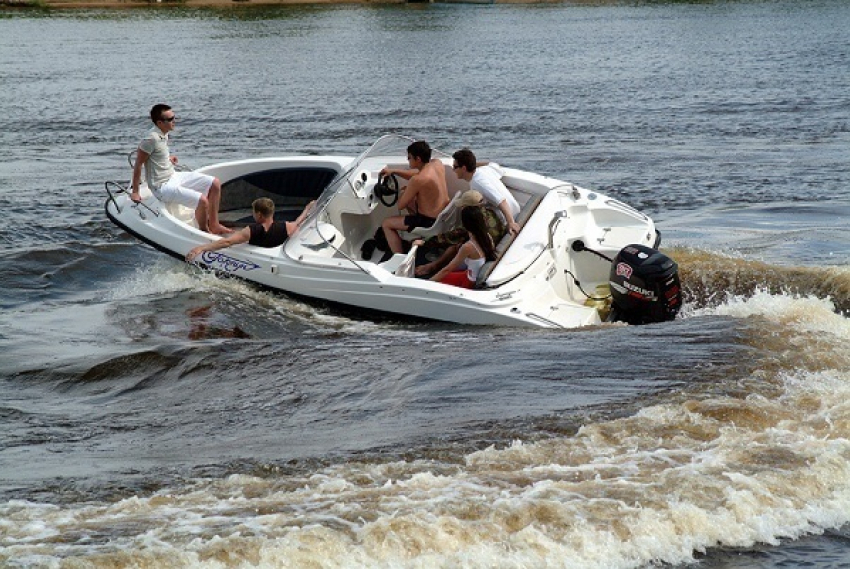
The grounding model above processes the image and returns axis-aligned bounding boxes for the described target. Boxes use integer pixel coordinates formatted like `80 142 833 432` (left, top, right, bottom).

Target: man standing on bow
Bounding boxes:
185 198 315 262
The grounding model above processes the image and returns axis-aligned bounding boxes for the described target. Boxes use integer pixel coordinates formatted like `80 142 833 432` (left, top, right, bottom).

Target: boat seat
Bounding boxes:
380 245 419 277
399 160 471 240
401 191 465 240
127 149 199 226
164 202 197 226
475 193 546 288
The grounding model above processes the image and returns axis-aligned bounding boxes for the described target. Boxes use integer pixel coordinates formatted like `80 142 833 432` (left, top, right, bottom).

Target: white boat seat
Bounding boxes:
475 193 546 288
127 149 198 226
164 202 197 226
401 191 465 240
380 245 418 277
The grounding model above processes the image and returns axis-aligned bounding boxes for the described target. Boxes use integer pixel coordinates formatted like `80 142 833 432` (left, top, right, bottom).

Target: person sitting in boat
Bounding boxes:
130 103 231 235
185 198 315 263
379 140 450 254
424 206 496 289
452 148 521 236
414 190 505 278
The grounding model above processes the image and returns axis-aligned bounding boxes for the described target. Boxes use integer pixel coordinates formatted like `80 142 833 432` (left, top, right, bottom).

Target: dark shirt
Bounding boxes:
248 221 289 248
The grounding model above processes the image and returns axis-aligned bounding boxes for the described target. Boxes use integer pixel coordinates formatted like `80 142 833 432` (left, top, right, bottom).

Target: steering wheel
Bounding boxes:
374 174 399 207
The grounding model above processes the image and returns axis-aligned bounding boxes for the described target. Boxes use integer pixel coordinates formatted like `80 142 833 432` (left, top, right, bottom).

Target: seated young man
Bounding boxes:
379 141 450 254
185 198 314 262
452 148 521 236
130 103 231 235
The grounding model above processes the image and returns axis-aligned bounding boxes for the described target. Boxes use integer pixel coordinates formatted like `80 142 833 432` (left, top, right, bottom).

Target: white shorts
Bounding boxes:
155 171 215 209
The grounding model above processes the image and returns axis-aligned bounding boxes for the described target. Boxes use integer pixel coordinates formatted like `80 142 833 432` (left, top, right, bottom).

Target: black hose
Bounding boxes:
566 240 613 301
564 269 611 301
571 239 613 263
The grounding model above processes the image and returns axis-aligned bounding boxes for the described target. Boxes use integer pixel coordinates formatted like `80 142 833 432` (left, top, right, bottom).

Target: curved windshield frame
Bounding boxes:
299 135 412 231
285 135 453 275
298 134 450 235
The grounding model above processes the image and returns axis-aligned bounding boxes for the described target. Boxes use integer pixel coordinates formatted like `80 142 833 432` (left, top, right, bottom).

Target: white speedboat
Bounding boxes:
105 135 680 328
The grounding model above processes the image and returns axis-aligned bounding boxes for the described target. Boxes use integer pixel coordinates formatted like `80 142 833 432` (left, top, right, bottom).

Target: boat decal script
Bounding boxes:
199 251 261 273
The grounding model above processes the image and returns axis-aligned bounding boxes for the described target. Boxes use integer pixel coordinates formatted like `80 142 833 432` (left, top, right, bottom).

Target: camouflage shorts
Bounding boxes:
421 207 506 254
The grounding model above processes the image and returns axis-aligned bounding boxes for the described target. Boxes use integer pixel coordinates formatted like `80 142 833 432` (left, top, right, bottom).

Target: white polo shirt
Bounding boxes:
470 164 520 221
139 127 175 189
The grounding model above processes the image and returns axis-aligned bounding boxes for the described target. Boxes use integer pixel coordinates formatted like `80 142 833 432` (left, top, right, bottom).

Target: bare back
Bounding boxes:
399 159 449 218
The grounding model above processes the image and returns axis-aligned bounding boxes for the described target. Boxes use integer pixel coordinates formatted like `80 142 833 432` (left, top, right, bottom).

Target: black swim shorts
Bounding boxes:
403 213 437 230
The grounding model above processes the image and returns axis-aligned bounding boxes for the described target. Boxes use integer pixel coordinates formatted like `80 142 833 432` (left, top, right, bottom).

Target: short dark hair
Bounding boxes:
150 104 172 124
452 148 477 173
252 198 275 218
407 141 431 163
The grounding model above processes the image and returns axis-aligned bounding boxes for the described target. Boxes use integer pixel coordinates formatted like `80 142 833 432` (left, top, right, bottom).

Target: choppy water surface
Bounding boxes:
1 1 849 567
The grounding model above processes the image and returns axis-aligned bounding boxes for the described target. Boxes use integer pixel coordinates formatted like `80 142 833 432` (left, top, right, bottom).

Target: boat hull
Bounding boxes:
105 138 660 328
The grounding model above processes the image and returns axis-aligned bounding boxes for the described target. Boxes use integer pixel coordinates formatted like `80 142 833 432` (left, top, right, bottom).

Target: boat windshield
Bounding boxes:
299 134 449 231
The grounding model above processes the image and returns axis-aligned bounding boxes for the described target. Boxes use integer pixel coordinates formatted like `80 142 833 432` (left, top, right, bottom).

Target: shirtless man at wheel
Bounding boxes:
380 140 450 254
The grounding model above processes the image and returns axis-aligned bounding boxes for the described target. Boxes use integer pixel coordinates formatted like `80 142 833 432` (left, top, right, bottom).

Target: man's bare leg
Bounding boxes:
382 216 408 254
207 178 232 235
195 197 210 233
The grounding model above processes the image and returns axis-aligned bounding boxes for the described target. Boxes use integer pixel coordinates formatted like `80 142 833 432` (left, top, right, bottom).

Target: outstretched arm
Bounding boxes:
380 166 419 180
186 227 251 262
284 200 316 235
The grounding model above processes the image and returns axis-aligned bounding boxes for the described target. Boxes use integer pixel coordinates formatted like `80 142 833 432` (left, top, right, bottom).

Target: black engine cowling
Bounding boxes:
608 244 681 325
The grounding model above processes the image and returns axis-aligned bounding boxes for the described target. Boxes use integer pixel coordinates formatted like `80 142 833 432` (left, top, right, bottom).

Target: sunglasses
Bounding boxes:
160 115 176 123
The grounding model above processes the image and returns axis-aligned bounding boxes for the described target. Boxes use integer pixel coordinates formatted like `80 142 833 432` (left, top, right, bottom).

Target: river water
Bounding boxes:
1 1 850 567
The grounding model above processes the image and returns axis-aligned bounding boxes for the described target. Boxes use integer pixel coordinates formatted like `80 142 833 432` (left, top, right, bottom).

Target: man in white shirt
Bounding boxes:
452 148 520 235
130 103 230 235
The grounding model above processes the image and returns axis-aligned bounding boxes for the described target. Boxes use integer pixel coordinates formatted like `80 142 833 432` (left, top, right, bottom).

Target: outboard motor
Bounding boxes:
608 244 681 325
